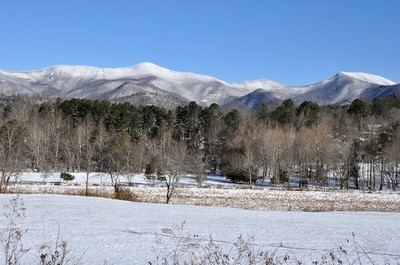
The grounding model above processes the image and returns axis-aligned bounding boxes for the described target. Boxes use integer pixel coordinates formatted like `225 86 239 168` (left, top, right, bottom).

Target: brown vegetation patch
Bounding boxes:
6 183 400 212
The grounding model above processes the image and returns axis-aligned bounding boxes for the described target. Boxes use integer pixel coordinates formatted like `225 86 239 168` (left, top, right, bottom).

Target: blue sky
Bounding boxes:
1 1 399 85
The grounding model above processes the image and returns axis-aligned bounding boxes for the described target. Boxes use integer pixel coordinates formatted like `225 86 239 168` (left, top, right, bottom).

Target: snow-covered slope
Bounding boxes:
0 63 255 108
340 72 395 86
227 72 398 108
224 88 282 110
286 72 396 104
0 63 398 108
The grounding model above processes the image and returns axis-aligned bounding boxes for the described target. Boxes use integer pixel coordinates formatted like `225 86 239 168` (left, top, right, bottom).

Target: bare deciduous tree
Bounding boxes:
155 135 189 204
77 116 97 196
383 128 400 190
0 120 27 193
190 148 206 187
259 126 294 187
104 132 134 195
26 109 52 173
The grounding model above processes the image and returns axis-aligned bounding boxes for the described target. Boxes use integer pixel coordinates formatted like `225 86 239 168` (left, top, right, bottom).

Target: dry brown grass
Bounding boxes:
6 183 400 212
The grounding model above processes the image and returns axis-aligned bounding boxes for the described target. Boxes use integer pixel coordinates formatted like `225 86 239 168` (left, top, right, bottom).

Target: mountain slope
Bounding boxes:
226 72 398 108
223 89 282 110
0 63 398 108
0 63 256 108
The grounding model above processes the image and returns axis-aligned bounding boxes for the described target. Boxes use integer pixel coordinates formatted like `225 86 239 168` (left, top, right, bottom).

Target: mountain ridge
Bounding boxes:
0 63 398 109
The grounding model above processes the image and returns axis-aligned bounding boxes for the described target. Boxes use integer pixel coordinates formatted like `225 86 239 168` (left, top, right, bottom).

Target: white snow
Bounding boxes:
13 172 240 187
0 63 398 106
340 72 396 86
231 79 285 91
0 194 399 264
131 62 220 83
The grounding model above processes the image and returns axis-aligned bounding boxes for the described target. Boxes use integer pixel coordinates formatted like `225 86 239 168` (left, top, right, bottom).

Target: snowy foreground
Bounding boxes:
0 194 399 264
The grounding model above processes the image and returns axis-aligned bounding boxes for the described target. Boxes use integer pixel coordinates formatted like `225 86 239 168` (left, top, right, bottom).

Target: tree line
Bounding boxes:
0 95 399 195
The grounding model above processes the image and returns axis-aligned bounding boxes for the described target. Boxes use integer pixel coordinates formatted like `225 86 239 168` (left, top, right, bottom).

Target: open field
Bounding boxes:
8 184 400 212
0 194 399 264
1 173 399 264
4 172 400 212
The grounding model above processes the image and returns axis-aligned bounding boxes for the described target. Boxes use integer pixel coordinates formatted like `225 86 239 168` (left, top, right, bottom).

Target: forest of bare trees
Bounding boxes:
0 95 399 193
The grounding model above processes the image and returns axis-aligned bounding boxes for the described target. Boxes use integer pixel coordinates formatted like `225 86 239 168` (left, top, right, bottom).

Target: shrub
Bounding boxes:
299 179 308 188
225 168 257 184
60 172 74 181
115 187 138 201
1 195 30 264
144 162 156 184
38 228 86 265
150 223 385 265
1 196 85 265
271 169 289 184
225 169 247 183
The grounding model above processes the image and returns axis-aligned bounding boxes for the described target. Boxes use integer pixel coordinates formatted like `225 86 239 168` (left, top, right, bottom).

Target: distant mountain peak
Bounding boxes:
134 62 160 68
337 71 395 86
128 62 223 85
131 62 170 75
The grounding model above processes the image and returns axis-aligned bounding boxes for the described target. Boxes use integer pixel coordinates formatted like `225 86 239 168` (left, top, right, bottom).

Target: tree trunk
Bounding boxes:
85 171 90 196
0 171 4 193
395 162 399 191
166 184 172 204
379 157 384 191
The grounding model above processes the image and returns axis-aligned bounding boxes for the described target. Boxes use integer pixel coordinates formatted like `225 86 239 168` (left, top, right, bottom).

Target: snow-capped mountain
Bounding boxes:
225 72 398 108
0 63 255 108
0 63 398 108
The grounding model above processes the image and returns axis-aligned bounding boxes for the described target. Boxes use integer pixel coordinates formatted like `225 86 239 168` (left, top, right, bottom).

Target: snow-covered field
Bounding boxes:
7 172 400 212
0 194 399 264
12 171 237 187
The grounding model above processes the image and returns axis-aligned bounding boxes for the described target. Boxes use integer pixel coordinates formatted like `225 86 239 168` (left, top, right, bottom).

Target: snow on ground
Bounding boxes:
13 171 238 187
8 172 400 212
0 194 399 264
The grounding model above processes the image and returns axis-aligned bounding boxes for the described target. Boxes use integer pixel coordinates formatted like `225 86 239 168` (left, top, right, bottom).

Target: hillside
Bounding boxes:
0 63 398 108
